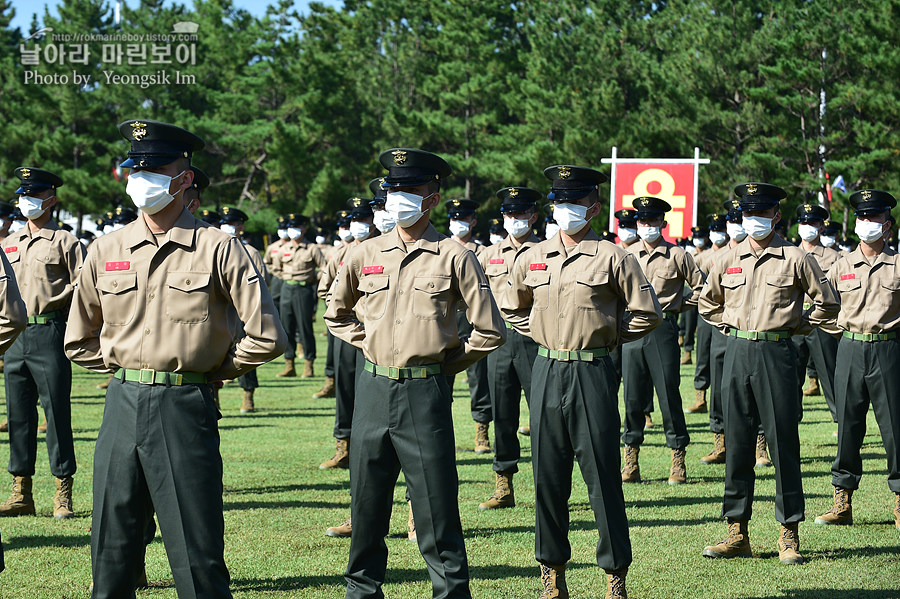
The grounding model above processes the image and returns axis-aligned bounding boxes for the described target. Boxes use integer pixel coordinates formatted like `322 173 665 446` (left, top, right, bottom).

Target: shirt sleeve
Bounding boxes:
698 255 727 329
616 251 662 343
500 250 534 337
443 250 506 375
0 251 26 355
323 245 366 349
797 252 841 336
63 247 109 372
679 250 706 310
207 237 289 381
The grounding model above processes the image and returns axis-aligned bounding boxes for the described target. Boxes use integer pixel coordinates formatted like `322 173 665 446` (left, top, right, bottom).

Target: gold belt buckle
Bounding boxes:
138 368 156 384
747 330 759 341
863 333 874 342
388 366 401 380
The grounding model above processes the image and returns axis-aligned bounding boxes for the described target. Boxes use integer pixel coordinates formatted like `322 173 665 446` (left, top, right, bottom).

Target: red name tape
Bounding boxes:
840 273 856 281
105 261 130 271
489 258 504 265
362 265 384 275
726 267 742 274
529 263 547 271
3 247 15 254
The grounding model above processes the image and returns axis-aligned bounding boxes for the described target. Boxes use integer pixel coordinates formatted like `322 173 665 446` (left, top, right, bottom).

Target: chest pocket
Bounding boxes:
524 271 551 311
34 252 66 282
357 274 389 320
720 273 746 309
765 274 795 305
97 273 138 326
835 276 863 308
413 275 453 320
165 272 212 324
574 270 608 310
879 277 900 307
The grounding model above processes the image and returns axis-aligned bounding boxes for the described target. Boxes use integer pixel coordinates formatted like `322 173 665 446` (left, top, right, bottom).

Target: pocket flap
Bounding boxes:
414 275 451 293
359 274 389 293
837 278 861 292
97 273 137 295
167 272 211 292
575 270 609 286
766 274 793 288
524 271 551 287
721 274 745 289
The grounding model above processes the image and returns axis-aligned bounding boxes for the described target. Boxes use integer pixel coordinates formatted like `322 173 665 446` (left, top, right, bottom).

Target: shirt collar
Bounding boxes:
127 207 197 250
384 222 443 255
736 234 787 259
544 228 599 258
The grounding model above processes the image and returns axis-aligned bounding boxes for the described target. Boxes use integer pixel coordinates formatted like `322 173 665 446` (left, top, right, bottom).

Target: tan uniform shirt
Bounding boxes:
1 220 85 316
64 208 288 380
243 241 267 279
317 243 351 303
825 246 900 334
280 240 325 284
324 223 506 375
457 238 484 257
264 238 286 279
502 229 662 349
693 246 718 275
0 251 27 354
632 239 704 313
479 233 541 315
804 243 842 273
698 234 840 336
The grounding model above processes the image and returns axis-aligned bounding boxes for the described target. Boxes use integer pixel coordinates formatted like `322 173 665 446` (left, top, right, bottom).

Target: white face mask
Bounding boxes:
80 238 90 247
18 195 48 220
742 215 775 240
637 225 662 243
504 216 531 239
9 220 25 233
287 227 303 240
315 235 325 244
373 210 397 234
338 228 353 242
544 223 560 239
221 223 238 236
692 237 706 248
685 245 698 255
350 221 371 241
618 227 638 244
277 229 289 240
449 219 471 237
820 234 836 248
726 222 747 241
855 219 885 244
798 223 820 242
111 223 126 232
552 202 593 235
709 230 728 247
386 190 432 228
126 169 185 215
333 239 342 247
489 233 504 245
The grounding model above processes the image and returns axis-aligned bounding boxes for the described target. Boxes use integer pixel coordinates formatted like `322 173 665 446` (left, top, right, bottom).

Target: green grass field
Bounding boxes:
0 309 897 598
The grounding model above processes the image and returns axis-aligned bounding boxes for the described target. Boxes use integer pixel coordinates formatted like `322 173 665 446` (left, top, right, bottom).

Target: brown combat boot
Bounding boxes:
605 568 627 599
325 517 352 537
277 358 297 377
539 563 568 599
479 472 515 510
53 476 74 519
621 445 641 483
644 413 654 429
37 417 47 433
685 389 707 413
680 350 692 365
312 376 335 399
778 522 804 564
474 422 491 454
755 433 772 468
518 425 530 436
669 448 687 485
893 493 900 530
702 519 751 558
407 501 416 542
302 359 314 378
240 389 255 414
0 475 35 516
319 437 350 470
97 373 114 390
0 419 7 433
815 486 853 525
802 376 821 397
700 433 726 464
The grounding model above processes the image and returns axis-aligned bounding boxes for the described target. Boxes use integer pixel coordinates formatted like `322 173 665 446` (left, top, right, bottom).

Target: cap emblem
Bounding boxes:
392 150 407 165
509 188 519 198
861 190 872 200
19 168 30 178
131 122 147 141
746 184 758 195
558 166 571 180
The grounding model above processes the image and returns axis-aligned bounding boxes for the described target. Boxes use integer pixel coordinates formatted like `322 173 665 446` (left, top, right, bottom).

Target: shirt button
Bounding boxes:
430 283 435 288
396 319 401 324
559 314 565 318
185 279 191 285
149 293 155 299
394 349 399 355
368 282 373 288
142 363 148 369
398 290 403 295
112 281 118 288
144 329 150 335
